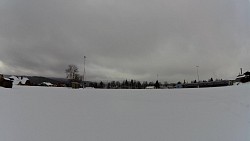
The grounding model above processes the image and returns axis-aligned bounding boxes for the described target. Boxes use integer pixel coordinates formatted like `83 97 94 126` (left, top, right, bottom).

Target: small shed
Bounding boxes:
175 84 183 88
72 82 80 89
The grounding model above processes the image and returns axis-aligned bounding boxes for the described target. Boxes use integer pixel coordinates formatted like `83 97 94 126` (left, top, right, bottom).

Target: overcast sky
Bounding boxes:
0 0 250 82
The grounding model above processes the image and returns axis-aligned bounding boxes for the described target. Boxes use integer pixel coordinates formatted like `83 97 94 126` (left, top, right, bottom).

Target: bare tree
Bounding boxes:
65 64 79 80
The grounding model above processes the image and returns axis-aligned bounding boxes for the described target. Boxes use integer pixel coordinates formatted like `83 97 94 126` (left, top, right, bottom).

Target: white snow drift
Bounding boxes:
0 85 250 141
9 76 29 85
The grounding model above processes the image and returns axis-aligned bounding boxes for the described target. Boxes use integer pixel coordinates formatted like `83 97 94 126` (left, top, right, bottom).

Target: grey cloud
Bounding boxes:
0 0 250 82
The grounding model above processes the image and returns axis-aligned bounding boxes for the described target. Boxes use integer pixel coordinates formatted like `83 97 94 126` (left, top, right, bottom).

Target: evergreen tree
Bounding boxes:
116 81 121 89
155 80 160 89
142 81 148 89
137 81 142 89
125 80 129 88
107 83 111 89
99 81 104 88
209 78 213 82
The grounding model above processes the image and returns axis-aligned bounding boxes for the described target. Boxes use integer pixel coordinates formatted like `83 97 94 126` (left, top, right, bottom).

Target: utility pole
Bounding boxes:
196 66 200 88
83 56 86 88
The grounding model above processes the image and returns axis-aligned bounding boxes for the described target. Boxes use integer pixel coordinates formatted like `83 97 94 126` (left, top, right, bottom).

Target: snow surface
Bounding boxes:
0 85 250 141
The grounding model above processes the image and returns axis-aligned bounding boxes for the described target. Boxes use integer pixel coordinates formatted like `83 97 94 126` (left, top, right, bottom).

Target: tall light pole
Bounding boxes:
83 56 86 88
196 66 200 88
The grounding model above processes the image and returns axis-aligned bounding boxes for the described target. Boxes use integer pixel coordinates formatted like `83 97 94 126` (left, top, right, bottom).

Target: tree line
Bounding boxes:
65 64 161 89
65 64 230 89
87 80 161 89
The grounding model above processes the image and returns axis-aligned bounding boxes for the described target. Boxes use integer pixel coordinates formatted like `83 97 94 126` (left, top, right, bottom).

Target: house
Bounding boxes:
167 83 176 89
72 82 80 89
175 83 183 88
235 71 250 83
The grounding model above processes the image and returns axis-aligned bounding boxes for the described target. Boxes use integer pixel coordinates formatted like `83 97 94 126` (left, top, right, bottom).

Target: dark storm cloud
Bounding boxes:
0 0 250 82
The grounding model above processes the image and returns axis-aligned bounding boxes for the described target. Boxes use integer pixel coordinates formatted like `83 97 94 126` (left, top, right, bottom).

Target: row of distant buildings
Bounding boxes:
1 69 250 89
0 75 59 88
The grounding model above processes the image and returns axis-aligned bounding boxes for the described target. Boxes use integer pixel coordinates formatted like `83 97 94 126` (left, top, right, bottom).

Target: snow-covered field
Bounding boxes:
0 85 250 141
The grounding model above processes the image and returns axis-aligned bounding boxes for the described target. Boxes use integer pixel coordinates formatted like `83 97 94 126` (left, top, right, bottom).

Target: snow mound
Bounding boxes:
41 82 53 86
9 76 29 85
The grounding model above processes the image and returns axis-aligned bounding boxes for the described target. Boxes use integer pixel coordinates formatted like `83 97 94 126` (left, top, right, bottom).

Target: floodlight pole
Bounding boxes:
83 56 86 88
196 66 200 88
